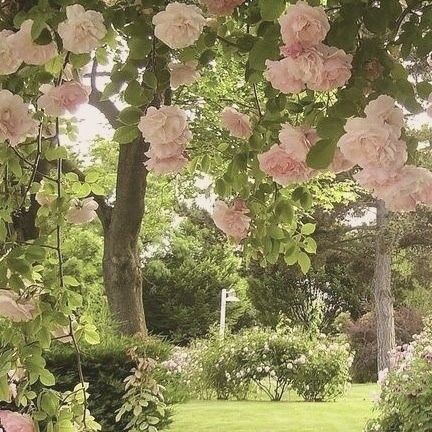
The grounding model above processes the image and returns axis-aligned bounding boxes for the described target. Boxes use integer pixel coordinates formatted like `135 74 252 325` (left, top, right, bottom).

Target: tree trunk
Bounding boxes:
102 136 150 336
373 200 396 373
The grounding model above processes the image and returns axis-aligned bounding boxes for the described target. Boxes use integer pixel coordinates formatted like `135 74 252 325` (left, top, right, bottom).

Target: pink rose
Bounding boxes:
378 166 432 212
364 95 404 136
0 90 37 147
0 30 22 75
220 107 252 139
57 5 107 54
279 1 330 48
168 61 200 89
51 325 73 343
66 197 99 225
307 44 352 92
144 150 188 175
138 106 191 147
0 411 34 432
353 168 401 198
212 199 251 242
328 148 355 173
0 290 37 322
258 144 315 186
9 20 57 66
200 0 245 16
279 123 318 160
264 58 305 94
337 118 407 171
153 2 206 49
37 82 91 117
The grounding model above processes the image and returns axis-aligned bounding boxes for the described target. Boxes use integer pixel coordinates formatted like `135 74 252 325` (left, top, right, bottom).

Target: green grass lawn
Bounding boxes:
170 384 377 432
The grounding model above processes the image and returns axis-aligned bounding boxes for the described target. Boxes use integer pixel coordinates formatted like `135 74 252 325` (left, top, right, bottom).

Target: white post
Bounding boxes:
219 288 227 337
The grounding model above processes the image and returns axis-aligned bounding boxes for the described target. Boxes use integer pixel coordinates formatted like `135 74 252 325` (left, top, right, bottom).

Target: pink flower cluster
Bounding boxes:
0 410 34 432
264 1 352 94
138 106 191 175
220 107 252 139
66 197 99 225
338 95 432 212
257 123 318 185
200 0 246 16
212 199 251 242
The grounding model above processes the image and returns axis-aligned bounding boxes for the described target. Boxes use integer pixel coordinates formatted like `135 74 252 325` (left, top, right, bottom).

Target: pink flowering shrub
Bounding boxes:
365 319 432 432
188 326 352 401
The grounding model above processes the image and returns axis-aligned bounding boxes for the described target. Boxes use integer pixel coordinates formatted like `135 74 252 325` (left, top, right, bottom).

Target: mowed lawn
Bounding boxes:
170 384 377 432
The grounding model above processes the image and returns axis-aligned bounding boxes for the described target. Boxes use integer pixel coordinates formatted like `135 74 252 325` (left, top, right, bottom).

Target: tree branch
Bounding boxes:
88 59 120 129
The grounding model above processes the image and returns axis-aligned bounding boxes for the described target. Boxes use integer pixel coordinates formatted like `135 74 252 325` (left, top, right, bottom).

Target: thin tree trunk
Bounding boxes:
102 136 149 335
373 200 395 373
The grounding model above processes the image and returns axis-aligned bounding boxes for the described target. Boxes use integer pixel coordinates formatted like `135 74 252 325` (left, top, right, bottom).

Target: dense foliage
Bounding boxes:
365 319 432 432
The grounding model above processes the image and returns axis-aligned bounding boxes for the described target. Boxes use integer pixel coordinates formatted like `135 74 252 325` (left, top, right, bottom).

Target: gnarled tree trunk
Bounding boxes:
373 200 395 372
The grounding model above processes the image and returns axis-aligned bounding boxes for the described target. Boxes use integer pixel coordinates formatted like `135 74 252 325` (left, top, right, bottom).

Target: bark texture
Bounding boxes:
373 200 396 372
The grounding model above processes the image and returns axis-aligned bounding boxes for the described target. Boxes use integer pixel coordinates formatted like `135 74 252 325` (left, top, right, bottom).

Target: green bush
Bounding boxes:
293 337 352 401
188 326 352 402
365 319 432 432
47 335 171 432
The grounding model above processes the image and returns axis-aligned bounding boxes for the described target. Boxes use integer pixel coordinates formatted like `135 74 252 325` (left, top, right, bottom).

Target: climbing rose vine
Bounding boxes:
0 0 430 431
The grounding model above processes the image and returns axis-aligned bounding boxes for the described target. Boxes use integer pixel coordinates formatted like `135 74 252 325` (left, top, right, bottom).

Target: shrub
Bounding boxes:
293 337 352 401
188 326 352 402
365 319 432 432
47 335 171 432
346 307 423 383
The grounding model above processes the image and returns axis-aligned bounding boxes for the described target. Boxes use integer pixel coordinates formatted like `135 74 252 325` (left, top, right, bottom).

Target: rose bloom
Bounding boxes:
9 20 57 66
168 61 200 89
66 197 99 225
57 4 107 54
279 1 330 48
200 0 245 16
0 90 37 147
279 123 318 160
220 107 252 139
264 58 305 94
35 191 56 207
378 166 432 212
353 168 400 198
139 105 191 146
144 150 188 175
0 411 34 432
212 199 251 242
37 82 91 117
364 95 404 136
307 44 352 92
337 118 407 171
328 148 355 174
0 30 22 75
258 144 315 186
153 2 206 49
51 325 73 343
0 290 37 322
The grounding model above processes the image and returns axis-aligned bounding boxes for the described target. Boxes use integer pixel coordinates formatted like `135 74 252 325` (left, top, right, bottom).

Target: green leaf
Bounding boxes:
303 237 317 254
259 0 286 21
417 81 432 100
301 223 316 235
69 53 91 69
124 80 146 106
269 226 285 240
316 117 345 140
143 71 158 89
248 38 279 71
364 7 389 33
298 252 311 274
119 107 143 125
101 81 121 101
39 369 55 387
306 139 337 169
41 392 59 417
275 199 294 224
128 37 152 60
113 126 140 145
31 18 46 41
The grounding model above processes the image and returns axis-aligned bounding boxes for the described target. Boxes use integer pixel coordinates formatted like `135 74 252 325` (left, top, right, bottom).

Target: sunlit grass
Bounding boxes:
170 384 377 432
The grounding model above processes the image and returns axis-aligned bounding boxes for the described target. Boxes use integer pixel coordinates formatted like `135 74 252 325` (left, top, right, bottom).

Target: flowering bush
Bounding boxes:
365 320 432 432
188 326 352 402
